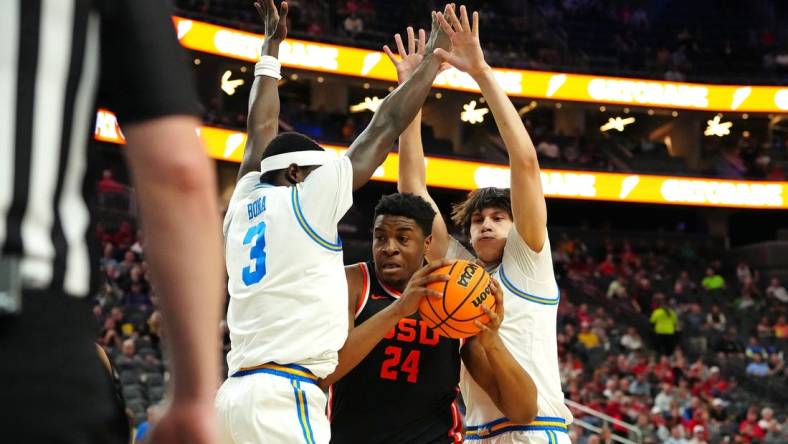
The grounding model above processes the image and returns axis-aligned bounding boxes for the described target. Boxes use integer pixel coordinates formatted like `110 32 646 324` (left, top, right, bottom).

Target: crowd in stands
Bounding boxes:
175 0 788 84
552 232 788 443
94 172 788 442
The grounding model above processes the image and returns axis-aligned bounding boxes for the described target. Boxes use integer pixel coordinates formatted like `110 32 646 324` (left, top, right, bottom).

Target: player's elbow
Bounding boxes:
154 152 215 195
506 400 537 425
509 151 539 172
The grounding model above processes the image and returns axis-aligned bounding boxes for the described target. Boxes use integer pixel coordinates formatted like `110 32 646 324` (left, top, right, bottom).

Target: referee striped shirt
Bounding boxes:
0 0 200 298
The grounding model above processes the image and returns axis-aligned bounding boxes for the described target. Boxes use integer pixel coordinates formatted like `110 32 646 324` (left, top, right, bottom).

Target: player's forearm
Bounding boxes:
347 54 441 188
318 304 403 389
239 40 282 178
473 68 537 167
126 119 223 402
482 336 538 424
397 111 427 194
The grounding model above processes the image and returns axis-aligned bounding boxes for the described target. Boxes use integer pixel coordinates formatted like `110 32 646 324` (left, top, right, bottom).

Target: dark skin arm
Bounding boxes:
461 278 538 424
318 260 452 389
237 0 288 181
345 6 453 190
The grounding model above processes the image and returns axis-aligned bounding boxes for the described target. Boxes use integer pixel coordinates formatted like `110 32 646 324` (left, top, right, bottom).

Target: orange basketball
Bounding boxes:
418 259 496 339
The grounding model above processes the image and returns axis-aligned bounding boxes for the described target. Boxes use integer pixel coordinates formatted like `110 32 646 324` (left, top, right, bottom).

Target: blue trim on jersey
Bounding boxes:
465 425 568 440
253 182 275 190
466 416 568 440
230 366 318 385
299 380 317 444
499 264 560 305
290 186 343 252
466 416 566 431
292 380 316 444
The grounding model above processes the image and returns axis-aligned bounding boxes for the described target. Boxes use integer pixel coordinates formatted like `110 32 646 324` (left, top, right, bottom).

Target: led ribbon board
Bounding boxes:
173 17 788 113
95 110 788 209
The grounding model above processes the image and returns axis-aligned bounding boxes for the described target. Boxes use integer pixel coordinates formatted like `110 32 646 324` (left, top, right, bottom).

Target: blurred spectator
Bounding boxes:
98 169 125 193
620 326 643 352
736 261 752 285
775 315 788 339
650 295 678 356
577 321 601 350
739 407 766 440
597 254 617 278
746 354 770 377
343 12 363 36
607 276 628 299
745 337 768 361
766 278 788 303
706 305 727 333
701 268 726 291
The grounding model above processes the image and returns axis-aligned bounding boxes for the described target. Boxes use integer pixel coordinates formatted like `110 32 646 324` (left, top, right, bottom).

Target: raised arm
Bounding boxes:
385 27 450 261
237 0 289 181
436 6 547 252
345 7 453 190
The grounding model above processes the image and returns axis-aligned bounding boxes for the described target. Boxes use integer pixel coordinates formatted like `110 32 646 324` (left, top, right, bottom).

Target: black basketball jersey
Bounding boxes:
329 261 463 444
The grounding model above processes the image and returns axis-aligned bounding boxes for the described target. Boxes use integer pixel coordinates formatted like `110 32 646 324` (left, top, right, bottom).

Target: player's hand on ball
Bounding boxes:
434 5 489 77
394 259 453 317
255 0 288 43
147 400 219 444
474 277 505 348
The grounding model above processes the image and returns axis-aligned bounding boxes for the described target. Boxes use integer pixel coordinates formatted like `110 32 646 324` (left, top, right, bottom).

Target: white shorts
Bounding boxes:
216 364 329 444
465 417 572 444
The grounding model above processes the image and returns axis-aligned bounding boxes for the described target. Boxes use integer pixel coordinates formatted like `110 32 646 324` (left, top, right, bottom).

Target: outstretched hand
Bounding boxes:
434 5 489 77
424 3 454 56
384 27 426 84
255 0 288 44
384 27 450 84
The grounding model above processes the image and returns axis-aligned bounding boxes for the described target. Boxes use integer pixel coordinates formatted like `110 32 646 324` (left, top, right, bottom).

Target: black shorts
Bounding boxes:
0 289 129 443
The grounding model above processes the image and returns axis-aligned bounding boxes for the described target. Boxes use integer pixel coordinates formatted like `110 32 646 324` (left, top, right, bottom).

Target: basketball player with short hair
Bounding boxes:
216 1 452 442
398 5 573 443
323 16 538 442
325 192 537 443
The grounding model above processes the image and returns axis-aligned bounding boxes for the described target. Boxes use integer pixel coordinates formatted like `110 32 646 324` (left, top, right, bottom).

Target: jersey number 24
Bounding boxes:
242 221 267 285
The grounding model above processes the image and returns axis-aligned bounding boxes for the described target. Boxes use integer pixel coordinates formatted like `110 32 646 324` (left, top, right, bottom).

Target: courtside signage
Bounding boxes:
173 16 788 113
95 111 787 209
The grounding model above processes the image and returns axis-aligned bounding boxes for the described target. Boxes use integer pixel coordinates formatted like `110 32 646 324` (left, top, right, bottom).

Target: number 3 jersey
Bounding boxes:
222 157 353 378
328 261 463 444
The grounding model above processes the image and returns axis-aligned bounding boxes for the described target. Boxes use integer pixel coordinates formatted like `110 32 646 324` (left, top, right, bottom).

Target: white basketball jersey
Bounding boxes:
448 228 573 426
222 157 353 378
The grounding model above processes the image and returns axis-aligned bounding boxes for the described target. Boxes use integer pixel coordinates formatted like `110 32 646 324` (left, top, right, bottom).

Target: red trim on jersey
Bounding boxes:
448 399 463 443
354 263 371 319
327 384 334 422
378 278 402 299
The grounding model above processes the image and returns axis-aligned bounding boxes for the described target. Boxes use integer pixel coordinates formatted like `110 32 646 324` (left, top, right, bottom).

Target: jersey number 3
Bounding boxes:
242 221 267 285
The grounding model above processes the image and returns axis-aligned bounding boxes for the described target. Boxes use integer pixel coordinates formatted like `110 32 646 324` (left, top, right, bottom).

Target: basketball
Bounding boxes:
418 260 497 339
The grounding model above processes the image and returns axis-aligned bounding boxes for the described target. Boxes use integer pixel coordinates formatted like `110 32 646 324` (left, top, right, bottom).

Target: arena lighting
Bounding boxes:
518 101 537 115
220 70 245 96
94 110 788 209
705 115 733 137
349 96 382 113
461 100 489 124
600 117 636 132
171 16 788 113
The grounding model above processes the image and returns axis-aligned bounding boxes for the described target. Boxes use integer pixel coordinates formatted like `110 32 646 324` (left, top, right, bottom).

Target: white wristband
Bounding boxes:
255 55 282 80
